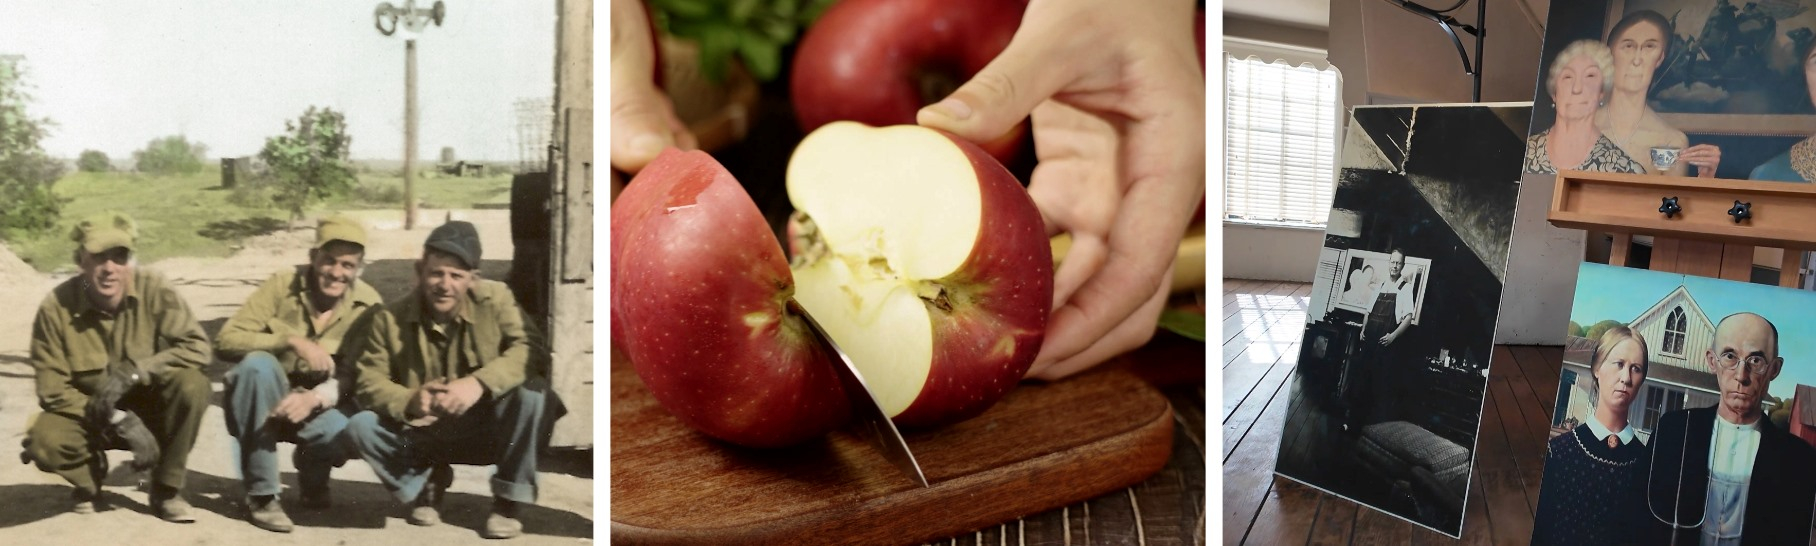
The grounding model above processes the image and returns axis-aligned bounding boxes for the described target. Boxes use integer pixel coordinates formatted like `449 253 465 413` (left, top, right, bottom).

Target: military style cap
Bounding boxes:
70 211 138 254
316 214 369 249
424 220 481 270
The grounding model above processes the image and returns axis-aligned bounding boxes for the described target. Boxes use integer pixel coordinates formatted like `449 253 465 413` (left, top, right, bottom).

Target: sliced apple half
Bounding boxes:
612 149 852 448
786 121 1052 428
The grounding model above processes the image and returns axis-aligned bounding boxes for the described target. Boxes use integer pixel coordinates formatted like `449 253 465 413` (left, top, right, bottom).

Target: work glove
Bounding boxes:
106 411 160 472
85 360 143 430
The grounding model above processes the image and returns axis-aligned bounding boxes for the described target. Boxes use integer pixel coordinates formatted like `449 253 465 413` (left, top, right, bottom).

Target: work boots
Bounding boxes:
406 464 454 526
151 484 196 523
246 495 294 533
71 487 109 514
482 497 524 539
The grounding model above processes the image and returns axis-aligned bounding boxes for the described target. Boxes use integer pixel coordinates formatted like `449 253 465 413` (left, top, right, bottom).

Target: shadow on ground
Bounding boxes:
0 467 592 538
0 484 72 528
198 218 289 241
539 448 592 480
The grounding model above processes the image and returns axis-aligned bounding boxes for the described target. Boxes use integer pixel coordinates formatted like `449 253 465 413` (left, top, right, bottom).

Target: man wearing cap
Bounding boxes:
343 220 554 539
22 212 211 521
215 215 383 533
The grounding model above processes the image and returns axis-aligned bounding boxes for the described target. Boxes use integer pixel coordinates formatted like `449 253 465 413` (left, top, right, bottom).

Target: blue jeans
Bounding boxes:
343 378 550 504
223 352 352 497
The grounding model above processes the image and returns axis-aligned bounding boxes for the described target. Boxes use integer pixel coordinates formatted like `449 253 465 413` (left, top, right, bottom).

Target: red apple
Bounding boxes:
613 122 1053 445
611 149 852 448
790 0 1029 165
785 121 1051 428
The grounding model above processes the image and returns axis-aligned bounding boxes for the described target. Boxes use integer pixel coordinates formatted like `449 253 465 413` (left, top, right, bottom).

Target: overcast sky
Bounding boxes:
1572 262 1816 401
0 0 556 162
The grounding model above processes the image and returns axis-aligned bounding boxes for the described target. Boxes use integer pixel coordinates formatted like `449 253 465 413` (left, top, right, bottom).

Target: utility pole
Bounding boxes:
375 0 446 229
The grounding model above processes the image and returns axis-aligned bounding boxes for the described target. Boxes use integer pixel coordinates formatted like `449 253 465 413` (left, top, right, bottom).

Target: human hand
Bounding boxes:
268 391 325 425
1379 332 1398 346
610 0 696 177
86 360 142 429
1680 144 1720 178
428 376 485 417
916 0 1205 381
289 336 335 377
406 380 443 425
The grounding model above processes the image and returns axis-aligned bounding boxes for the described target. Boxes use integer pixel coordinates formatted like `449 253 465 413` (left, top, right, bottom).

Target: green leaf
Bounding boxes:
728 0 762 24
773 0 799 19
651 0 713 20
800 0 839 24
757 15 795 43
737 32 782 81
1157 308 1206 342
696 23 739 83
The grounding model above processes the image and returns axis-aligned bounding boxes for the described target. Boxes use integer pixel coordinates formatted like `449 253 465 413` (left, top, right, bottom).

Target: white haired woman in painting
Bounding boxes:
1530 326 1652 545
1750 37 1816 182
1524 40 1648 175
1597 10 1721 177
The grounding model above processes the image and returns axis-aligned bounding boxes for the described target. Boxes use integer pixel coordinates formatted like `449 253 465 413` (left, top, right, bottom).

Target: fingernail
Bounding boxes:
630 133 668 157
927 98 973 121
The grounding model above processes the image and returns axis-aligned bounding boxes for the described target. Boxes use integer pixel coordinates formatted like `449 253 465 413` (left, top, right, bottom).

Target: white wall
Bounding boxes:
1223 223 1324 282
1493 172 1583 345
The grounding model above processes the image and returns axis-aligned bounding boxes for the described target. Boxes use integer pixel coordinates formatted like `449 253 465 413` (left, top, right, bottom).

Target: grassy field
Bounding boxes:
4 167 514 273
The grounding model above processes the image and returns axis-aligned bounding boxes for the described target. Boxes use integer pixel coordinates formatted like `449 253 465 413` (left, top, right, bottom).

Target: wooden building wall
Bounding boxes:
547 0 594 448
1630 292 1714 373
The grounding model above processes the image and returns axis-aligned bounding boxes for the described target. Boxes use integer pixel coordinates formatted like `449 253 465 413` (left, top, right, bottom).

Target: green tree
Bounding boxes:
1766 394 1793 430
134 135 207 175
1584 319 1626 341
76 149 111 172
1567 321 1586 339
258 106 356 219
0 56 68 237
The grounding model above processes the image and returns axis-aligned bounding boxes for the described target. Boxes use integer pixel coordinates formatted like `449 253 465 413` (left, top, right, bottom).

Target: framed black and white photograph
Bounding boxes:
1333 248 1431 324
1274 104 1526 538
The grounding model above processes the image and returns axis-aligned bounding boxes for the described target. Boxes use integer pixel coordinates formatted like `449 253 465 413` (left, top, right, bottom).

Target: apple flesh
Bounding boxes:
790 0 1029 165
785 121 1052 428
611 148 852 448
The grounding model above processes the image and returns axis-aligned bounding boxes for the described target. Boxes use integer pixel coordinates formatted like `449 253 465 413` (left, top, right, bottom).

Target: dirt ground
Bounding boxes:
0 209 594 544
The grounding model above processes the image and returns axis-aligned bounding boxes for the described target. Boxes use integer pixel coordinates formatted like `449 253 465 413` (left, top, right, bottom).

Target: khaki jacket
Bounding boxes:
349 279 546 423
215 266 383 375
31 268 211 419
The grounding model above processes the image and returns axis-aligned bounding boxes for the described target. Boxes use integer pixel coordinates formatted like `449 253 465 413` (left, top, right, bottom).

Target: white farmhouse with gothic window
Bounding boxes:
1554 285 1721 442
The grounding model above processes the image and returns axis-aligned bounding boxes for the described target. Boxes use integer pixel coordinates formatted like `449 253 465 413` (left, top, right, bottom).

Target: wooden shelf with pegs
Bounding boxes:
1549 169 1816 286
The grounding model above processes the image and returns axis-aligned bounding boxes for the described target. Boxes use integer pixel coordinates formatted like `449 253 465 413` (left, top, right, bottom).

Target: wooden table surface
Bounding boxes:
913 338 1207 546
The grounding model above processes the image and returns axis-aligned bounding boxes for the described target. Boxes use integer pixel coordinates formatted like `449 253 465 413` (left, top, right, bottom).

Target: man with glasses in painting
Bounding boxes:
1644 312 1816 545
19 212 211 521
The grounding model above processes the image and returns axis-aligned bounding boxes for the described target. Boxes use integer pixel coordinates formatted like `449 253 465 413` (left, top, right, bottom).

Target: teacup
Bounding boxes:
1650 147 1681 171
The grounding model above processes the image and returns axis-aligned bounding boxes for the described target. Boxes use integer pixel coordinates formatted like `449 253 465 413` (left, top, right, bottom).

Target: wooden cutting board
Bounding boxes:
609 349 1176 545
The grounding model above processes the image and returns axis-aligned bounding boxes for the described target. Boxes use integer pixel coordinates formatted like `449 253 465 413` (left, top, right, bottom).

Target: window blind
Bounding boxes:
1224 54 1340 225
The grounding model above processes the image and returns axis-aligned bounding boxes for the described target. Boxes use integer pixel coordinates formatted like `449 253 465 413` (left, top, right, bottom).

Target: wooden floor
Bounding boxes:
1222 279 1563 545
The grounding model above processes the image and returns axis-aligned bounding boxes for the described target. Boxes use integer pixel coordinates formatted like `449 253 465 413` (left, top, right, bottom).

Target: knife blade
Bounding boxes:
788 298 930 488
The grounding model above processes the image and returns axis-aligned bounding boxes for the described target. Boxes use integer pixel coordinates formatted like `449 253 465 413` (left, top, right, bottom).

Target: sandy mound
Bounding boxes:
0 242 44 291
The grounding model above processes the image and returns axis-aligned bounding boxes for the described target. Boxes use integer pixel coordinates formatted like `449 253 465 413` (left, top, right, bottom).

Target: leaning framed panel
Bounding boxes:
1273 103 1527 538
1529 263 1816 545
